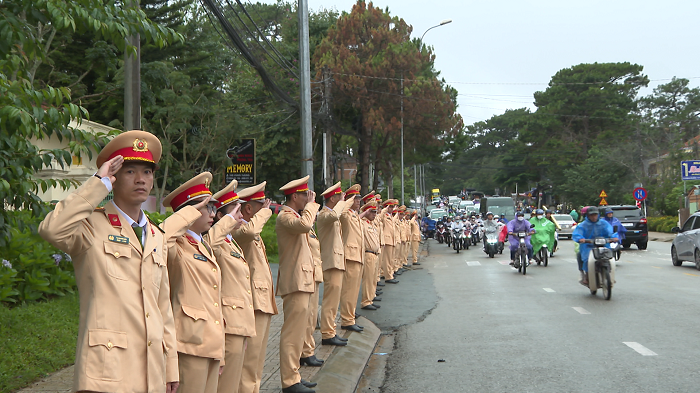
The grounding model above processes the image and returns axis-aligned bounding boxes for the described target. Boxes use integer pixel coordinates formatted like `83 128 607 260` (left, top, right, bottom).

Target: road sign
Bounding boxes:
599 190 607 198
681 160 700 181
599 198 608 206
633 187 647 201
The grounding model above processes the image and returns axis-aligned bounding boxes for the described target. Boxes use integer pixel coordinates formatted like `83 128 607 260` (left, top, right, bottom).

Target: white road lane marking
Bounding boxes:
623 342 658 356
543 288 555 292
466 261 481 266
572 307 590 314
525 276 533 279
499 260 511 265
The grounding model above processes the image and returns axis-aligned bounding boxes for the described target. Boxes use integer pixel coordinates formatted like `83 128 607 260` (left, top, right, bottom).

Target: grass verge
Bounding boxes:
0 293 79 393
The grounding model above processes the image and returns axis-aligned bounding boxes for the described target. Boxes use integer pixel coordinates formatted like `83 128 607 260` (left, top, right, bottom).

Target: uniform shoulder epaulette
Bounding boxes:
148 217 166 233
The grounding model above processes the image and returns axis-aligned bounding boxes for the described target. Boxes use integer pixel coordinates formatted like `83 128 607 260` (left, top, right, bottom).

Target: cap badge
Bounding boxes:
133 139 148 152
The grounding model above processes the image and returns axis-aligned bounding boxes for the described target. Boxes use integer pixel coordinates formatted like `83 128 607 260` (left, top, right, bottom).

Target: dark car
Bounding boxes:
608 205 648 250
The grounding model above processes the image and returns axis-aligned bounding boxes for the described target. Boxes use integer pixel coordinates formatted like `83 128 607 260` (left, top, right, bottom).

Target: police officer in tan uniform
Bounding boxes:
162 173 225 393
275 176 319 393
317 182 353 345
339 184 366 331
360 201 381 311
39 131 181 393
410 212 422 266
301 223 329 367
208 180 255 393
379 199 399 284
232 182 278 393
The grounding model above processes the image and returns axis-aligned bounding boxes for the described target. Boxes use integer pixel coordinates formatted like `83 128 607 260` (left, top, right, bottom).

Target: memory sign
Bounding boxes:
225 139 256 185
681 160 700 181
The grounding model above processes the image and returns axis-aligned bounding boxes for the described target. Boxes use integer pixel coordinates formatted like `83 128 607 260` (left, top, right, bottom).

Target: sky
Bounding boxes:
270 0 700 126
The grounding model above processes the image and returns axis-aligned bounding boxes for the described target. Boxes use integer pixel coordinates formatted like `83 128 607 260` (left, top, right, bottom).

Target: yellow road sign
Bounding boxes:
599 197 608 206
599 190 608 198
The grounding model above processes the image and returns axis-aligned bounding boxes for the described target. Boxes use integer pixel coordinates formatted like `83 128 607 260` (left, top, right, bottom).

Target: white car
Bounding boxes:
430 209 447 220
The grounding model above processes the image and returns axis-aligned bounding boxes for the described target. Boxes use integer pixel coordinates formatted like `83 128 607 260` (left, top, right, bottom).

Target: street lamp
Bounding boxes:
400 19 453 206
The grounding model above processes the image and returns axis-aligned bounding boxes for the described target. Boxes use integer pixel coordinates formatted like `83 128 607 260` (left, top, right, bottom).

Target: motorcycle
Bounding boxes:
512 231 530 275
581 237 616 300
535 244 549 267
463 229 471 250
444 228 452 247
484 232 499 258
452 229 464 253
470 224 481 246
436 223 445 244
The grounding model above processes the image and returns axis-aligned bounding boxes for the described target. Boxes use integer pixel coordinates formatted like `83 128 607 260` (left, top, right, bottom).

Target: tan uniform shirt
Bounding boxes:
364 219 381 254
317 200 349 271
38 177 180 392
232 208 278 315
340 207 364 263
393 215 402 246
163 217 225 362
207 214 256 337
275 203 320 296
400 219 410 243
380 209 396 246
309 228 324 283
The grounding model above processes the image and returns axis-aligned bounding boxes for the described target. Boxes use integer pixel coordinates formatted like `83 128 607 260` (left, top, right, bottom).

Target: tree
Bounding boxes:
0 0 181 245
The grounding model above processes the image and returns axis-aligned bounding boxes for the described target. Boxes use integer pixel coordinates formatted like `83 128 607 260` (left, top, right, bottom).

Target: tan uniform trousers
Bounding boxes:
339 260 363 326
280 291 311 388
178 353 220 393
411 241 419 264
302 282 321 358
320 268 344 339
381 245 395 280
361 252 379 307
217 334 247 393
238 312 271 393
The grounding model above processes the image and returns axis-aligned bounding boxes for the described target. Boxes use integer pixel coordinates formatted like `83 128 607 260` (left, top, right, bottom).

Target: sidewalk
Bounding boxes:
648 231 676 242
18 299 380 393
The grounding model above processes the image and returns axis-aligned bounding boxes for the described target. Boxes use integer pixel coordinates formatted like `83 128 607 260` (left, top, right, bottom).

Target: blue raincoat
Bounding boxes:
603 214 627 240
572 217 614 272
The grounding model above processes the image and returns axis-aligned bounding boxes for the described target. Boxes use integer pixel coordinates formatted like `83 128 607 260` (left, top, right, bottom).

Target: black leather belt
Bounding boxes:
365 250 378 255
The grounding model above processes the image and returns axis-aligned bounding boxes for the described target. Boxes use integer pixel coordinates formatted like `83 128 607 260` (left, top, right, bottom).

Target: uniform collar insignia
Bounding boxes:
224 238 231 243
108 213 122 227
185 234 198 245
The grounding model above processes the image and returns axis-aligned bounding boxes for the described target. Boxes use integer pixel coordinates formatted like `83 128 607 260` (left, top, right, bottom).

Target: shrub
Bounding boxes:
261 214 278 257
647 216 678 233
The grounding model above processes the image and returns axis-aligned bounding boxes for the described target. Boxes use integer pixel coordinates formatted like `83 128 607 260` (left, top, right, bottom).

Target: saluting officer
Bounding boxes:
410 211 421 266
162 172 225 393
231 182 278 393
39 131 181 393
360 201 382 311
339 184 366 332
275 176 320 393
207 180 255 393
379 199 399 284
317 182 352 346
301 219 328 367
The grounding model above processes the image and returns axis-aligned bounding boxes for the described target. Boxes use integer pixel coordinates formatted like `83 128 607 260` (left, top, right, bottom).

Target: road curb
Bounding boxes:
312 316 381 393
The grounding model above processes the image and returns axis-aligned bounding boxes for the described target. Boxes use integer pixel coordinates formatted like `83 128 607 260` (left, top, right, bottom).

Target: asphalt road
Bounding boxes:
370 237 700 393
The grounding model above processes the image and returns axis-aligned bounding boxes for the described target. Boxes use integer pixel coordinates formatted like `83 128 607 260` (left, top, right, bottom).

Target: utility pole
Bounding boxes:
400 73 404 205
298 0 313 189
321 66 333 188
124 0 141 130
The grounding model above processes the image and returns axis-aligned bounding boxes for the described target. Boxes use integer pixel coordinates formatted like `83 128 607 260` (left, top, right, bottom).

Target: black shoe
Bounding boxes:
356 324 364 329
373 296 382 301
394 270 403 275
403 264 410 268
361 304 378 310
375 290 383 295
300 356 324 367
372 303 381 309
322 336 347 346
341 324 363 332
380 276 385 279
335 335 348 342
282 382 315 393
355 312 360 318
376 282 385 287
301 379 318 388
385 279 399 284
413 262 421 265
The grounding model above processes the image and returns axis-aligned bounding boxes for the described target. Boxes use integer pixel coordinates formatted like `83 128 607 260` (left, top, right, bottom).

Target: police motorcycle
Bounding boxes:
453 226 466 253
580 231 617 300
484 231 499 258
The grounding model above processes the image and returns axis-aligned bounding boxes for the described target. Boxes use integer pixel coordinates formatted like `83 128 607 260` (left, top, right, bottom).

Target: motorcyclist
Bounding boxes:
602 208 627 242
545 209 561 255
507 211 535 265
529 208 556 262
482 211 499 248
572 207 618 285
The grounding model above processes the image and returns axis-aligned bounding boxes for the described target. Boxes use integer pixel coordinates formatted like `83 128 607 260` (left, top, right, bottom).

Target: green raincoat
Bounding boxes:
529 216 556 254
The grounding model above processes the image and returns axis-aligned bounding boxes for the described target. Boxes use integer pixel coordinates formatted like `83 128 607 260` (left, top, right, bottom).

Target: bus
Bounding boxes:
480 196 516 221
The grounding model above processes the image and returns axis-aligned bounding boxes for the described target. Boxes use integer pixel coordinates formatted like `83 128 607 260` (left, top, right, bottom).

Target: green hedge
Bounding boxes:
647 216 678 233
261 214 278 257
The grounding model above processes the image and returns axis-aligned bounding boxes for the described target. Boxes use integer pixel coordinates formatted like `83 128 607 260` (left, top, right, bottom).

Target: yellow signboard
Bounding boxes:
599 190 608 198
599 197 608 206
